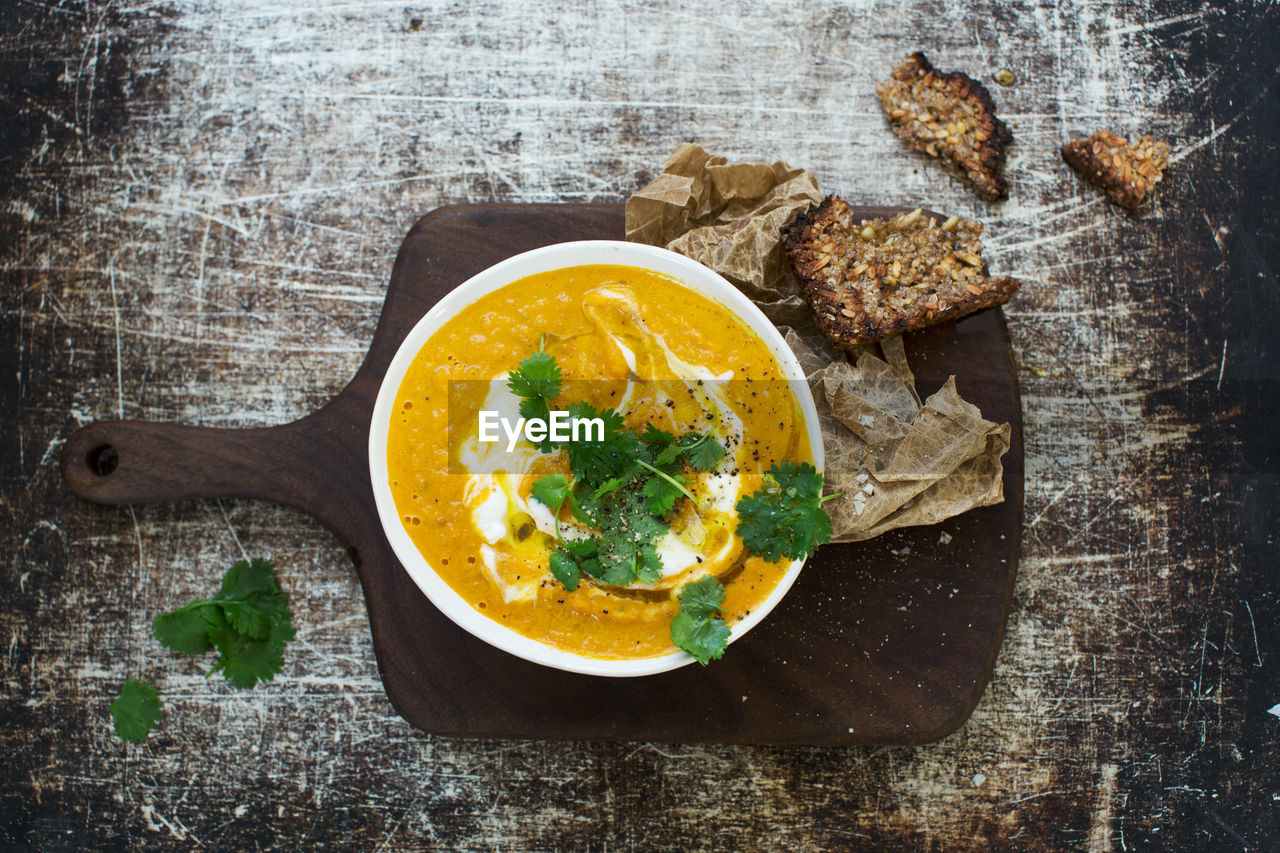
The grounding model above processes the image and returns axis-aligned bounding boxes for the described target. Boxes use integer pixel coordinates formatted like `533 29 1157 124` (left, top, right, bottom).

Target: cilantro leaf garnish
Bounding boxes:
641 471 686 516
563 536 604 581
504 347 737 595
531 472 573 512
564 401 642 487
637 542 665 583
500 345 836 665
531 472 594 530
590 475 629 504
679 431 727 471
152 558 295 688
507 350 563 451
548 549 581 591
676 573 725 614
110 679 163 742
506 350 562 400
670 576 731 665
545 532 603 593
641 423 676 449
593 486 670 587
735 462 836 563
651 430 724 471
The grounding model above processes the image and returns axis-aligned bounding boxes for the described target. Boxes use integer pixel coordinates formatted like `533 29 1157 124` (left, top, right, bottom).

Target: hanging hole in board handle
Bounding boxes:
86 444 118 476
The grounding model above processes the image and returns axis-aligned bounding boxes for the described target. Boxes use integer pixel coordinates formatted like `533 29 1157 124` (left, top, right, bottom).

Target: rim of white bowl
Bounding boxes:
369 240 824 677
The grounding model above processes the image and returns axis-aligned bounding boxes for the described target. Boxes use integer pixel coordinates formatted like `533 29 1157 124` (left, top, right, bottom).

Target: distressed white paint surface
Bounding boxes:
3 0 1274 849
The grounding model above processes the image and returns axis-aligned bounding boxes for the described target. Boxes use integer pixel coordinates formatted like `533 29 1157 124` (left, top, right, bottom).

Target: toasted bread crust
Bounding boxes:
782 196 1019 349
1061 130 1170 209
876 52 1013 202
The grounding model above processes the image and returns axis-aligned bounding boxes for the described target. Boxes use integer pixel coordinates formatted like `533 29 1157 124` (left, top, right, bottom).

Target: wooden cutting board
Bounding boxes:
60 203 1023 745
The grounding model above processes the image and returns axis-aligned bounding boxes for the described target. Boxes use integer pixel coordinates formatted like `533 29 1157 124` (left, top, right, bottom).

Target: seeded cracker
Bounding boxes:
1061 130 1170 210
782 196 1019 350
876 52 1013 201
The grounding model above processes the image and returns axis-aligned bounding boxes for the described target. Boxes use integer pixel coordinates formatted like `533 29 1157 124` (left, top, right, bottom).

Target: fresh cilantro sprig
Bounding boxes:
541 483 668 589
510 345 836 668
506 350 562 400
108 558 296 742
507 350 563 451
735 462 838 563
530 472 593 527
639 466 688 516
515 347 729 592
548 548 583 592
110 679 163 742
152 558 296 688
587 486 668 586
641 424 727 471
563 401 643 488
669 576 732 665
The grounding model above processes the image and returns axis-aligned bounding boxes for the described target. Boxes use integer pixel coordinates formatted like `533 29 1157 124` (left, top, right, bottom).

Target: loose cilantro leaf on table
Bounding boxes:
735 462 836 563
109 557 296 742
210 606 296 689
152 558 296 688
669 576 732 665
152 607 214 655
110 679 163 742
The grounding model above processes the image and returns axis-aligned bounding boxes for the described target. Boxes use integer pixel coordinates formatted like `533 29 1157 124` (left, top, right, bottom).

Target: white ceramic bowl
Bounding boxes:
369 240 824 677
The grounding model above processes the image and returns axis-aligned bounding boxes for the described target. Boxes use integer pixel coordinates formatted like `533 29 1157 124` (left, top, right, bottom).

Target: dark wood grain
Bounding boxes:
60 202 1023 744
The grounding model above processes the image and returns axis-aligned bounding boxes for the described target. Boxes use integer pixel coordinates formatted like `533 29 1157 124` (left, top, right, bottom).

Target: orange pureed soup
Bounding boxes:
386 264 812 659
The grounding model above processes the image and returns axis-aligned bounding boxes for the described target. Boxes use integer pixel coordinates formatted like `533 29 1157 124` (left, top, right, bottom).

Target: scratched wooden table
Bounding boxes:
2 1 1276 850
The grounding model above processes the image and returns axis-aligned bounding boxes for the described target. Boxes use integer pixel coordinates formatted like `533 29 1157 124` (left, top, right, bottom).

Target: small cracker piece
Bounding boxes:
1061 130 1170 209
782 196 1019 350
876 52 1014 202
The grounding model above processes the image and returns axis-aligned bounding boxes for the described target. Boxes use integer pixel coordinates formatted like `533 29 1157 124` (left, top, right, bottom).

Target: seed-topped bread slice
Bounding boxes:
1061 130 1170 210
876 52 1013 202
782 196 1019 349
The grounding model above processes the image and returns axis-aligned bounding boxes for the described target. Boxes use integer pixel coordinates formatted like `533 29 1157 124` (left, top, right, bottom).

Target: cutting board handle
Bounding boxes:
61 419 317 506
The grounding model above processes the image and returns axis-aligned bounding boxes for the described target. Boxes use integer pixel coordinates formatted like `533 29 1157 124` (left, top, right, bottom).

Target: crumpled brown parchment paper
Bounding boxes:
625 143 1010 542
625 142 823 327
